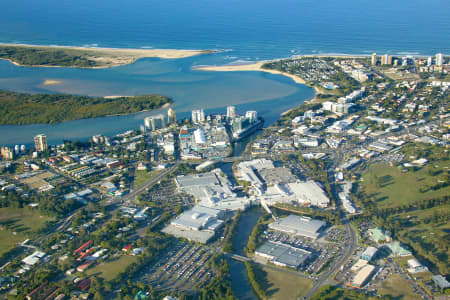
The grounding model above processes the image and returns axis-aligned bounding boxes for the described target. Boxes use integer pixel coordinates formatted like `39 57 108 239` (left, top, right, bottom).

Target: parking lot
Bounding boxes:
373 153 405 164
141 241 215 293
141 179 193 207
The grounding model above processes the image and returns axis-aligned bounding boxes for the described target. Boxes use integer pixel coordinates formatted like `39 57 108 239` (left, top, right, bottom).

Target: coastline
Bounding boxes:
195 56 353 116
194 60 323 98
194 62 307 85
0 43 214 69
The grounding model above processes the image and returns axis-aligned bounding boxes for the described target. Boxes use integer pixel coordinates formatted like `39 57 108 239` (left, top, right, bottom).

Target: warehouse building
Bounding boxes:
268 215 326 240
263 180 331 208
255 240 311 269
350 264 375 288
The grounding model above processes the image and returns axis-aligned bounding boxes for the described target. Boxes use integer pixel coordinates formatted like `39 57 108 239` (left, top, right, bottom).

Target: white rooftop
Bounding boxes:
268 215 326 239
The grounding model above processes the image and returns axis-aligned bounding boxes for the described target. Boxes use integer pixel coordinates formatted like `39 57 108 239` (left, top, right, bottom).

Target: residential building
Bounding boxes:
245 110 258 123
436 53 444 66
227 106 236 120
381 54 392 65
34 134 47 152
192 109 205 123
144 114 166 131
167 108 176 124
1 147 14 160
371 53 377 66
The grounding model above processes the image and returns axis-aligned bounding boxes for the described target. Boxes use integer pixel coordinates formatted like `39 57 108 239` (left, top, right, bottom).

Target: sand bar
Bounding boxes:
195 61 308 84
0 43 214 68
42 79 62 85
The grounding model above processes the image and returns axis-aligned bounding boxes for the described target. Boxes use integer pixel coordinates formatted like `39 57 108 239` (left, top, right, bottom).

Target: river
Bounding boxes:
228 207 263 300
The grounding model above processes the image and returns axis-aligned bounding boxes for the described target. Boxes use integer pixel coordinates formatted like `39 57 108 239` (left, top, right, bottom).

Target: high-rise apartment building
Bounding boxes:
167 108 176 124
191 109 205 123
245 111 258 123
1 147 14 160
144 114 166 131
227 106 236 120
436 53 444 66
34 134 47 152
381 54 392 65
371 53 377 66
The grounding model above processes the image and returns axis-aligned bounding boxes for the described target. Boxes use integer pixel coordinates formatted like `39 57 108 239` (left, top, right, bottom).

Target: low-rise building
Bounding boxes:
407 258 428 274
162 205 225 244
268 215 326 239
360 247 377 262
350 264 375 288
255 240 311 269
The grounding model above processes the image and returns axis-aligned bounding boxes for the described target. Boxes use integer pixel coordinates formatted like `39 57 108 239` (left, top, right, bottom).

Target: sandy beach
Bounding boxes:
195 62 308 85
42 79 62 85
0 44 214 68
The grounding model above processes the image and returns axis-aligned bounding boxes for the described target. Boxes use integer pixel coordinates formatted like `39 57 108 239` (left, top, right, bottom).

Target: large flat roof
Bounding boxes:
286 181 330 207
170 205 223 231
162 224 215 244
268 215 326 239
176 173 219 188
256 240 311 269
352 264 375 286
259 167 296 185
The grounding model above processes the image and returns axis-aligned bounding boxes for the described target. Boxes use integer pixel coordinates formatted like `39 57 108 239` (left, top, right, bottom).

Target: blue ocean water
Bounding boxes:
0 0 449 145
1 0 449 58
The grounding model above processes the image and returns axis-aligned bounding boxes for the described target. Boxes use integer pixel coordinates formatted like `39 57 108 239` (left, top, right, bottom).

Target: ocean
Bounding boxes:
1 0 449 58
0 0 449 145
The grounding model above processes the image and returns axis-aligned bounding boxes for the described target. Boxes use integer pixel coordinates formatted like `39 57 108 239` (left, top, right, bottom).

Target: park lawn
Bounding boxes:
253 265 313 300
134 170 159 188
0 207 51 257
85 255 138 281
376 274 421 300
361 162 450 209
396 207 450 273
396 204 450 248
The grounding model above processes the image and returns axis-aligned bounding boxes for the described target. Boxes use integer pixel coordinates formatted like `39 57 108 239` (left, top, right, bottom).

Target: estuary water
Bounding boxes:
0 0 449 145
0 55 314 145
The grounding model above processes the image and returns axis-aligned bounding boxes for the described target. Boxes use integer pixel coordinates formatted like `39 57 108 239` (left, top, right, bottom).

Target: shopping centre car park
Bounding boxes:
140 241 215 293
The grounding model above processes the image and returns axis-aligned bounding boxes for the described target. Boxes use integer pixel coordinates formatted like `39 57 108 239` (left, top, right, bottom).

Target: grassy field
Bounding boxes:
253 264 313 300
0 207 51 257
394 204 450 273
85 255 138 281
375 274 421 300
361 162 449 208
134 170 159 188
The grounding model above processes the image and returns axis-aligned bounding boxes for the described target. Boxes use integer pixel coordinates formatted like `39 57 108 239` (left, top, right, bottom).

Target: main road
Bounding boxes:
304 216 357 299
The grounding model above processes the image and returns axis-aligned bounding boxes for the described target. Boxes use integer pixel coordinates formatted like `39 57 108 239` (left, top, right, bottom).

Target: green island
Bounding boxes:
0 90 171 125
0 45 100 68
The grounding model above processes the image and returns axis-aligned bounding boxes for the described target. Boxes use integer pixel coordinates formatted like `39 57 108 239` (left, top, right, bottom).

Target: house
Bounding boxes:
76 262 92 273
122 245 132 252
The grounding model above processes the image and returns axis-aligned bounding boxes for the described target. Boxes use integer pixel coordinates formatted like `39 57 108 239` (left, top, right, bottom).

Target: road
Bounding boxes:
304 216 357 299
106 161 181 205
